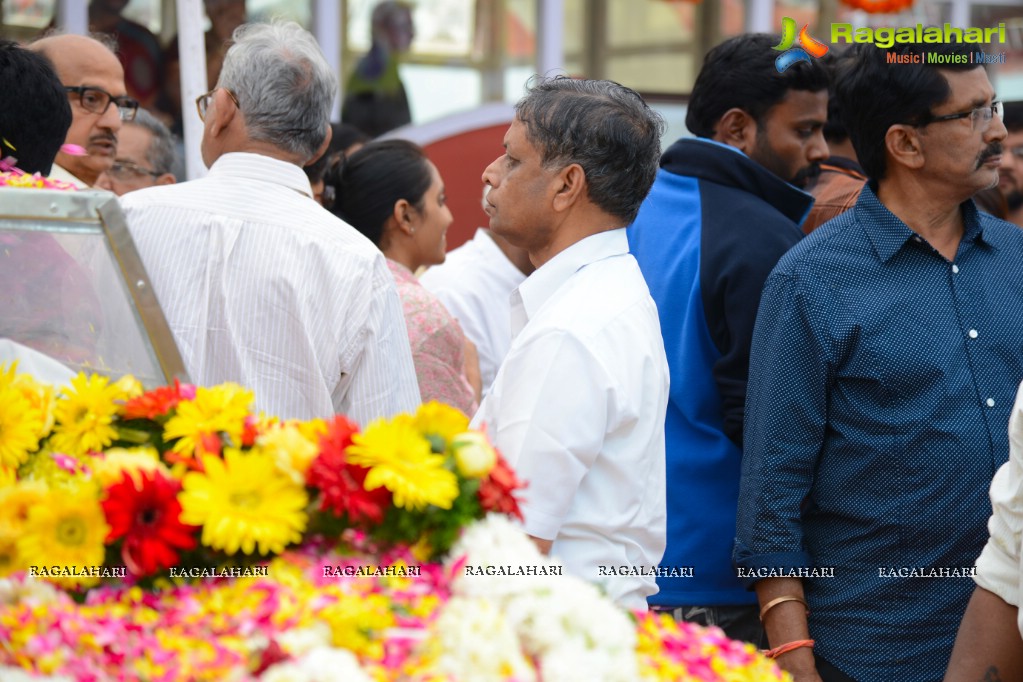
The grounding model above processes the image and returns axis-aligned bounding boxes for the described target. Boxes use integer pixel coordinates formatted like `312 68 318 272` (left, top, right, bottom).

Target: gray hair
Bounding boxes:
217 21 336 162
127 108 177 175
515 76 665 225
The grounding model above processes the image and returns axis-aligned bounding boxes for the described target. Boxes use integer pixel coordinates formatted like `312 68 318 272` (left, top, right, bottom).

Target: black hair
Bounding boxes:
834 40 980 180
686 33 829 139
324 138 432 246
1003 101 1023 133
515 75 665 225
0 40 72 175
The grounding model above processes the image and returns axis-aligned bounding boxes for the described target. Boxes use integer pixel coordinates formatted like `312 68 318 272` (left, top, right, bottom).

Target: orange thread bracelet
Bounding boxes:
765 639 815 659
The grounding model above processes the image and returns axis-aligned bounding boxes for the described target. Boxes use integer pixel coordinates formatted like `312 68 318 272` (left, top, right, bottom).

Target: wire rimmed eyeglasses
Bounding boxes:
195 88 240 122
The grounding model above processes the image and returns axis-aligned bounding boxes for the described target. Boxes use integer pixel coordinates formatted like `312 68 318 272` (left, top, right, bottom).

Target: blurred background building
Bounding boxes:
6 0 1020 244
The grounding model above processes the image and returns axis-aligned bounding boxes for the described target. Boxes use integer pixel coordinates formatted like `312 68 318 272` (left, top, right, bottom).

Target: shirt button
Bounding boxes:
952 265 960 274
987 398 996 408
968 329 979 339
913 236 923 243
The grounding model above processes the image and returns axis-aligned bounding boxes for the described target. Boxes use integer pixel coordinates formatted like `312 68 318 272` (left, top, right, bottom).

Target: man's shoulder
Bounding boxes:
536 255 657 336
122 180 383 265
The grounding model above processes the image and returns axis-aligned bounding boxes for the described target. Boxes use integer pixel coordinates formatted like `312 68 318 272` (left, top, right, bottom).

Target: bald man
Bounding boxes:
29 34 137 187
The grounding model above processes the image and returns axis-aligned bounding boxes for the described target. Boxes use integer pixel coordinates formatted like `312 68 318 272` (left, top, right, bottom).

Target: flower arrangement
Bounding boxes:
0 364 791 681
0 363 524 589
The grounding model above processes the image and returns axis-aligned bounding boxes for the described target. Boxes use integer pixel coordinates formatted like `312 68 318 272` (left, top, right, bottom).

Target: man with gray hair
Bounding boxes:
121 21 420 422
471 76 670 610
96 108 176 194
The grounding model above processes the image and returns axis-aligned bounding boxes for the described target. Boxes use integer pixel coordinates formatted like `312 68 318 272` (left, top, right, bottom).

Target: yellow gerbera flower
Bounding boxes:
164 384 254 456
11 372 57 439
258 422 319 484
0 466 14 489
179 447 308 555
414 401 470 447
0 479 48 531
48 373 122 456
88 446 167 488
0 526 21 577
17 488 110 588
0 384 43 469
346 416 459 511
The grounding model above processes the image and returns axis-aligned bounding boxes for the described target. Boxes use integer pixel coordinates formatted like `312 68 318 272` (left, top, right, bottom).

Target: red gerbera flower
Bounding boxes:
306 416 392 524
102 469 198 577
122 379 195 420
478 453 526 521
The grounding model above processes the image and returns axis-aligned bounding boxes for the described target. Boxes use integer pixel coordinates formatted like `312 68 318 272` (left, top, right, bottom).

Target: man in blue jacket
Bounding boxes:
627 33 827 643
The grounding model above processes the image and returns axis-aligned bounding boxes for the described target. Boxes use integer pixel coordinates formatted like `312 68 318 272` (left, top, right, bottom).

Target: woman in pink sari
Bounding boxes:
326 140 480 415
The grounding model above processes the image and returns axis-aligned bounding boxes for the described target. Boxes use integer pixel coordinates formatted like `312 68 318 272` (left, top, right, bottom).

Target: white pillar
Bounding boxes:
746 0 773 34
177 0 209 180
313 0 344 121
56 0 88 34
536 0 565 77
949 0 971 30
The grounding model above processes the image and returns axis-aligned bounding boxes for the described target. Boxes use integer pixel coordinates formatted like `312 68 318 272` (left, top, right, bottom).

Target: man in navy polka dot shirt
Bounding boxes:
735 41 1023 682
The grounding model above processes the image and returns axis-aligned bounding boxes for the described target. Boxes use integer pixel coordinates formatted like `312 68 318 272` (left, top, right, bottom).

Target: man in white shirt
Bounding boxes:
121 21 419 423
30 34 135 188
419 225 533 395
471 76 670 610
946 381 1023 681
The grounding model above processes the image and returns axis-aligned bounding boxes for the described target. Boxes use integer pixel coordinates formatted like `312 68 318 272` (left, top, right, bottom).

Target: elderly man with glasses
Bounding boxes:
96 108 176 195
119 20 420 424
29 33 137 187
734 42 1023 682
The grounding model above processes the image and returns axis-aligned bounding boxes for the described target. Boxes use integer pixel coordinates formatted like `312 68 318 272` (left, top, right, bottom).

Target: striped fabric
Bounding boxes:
121 152 420 422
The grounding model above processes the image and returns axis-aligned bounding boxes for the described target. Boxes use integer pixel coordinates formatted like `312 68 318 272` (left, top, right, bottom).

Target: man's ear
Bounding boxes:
207 87 239 138
885 124 926 172
155 173 176 186
551 163 586 213
713 107 758 154
308 124 332 166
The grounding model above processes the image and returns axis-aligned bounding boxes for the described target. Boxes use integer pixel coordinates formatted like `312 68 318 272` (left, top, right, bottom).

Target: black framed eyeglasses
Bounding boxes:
65 85 139 122
195 88 240 122
916 101 1004 132
107 159 161 181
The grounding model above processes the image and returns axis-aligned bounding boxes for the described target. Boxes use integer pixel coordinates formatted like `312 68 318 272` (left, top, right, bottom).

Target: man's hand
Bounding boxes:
755 577 821 680
529 535 552 555
945 587 1023 681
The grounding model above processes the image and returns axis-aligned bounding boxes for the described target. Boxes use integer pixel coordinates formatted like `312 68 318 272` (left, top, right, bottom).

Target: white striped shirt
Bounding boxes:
121 152 420 423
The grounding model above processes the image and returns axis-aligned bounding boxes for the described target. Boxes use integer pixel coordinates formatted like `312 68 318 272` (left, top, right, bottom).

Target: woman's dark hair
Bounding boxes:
324 138 432 246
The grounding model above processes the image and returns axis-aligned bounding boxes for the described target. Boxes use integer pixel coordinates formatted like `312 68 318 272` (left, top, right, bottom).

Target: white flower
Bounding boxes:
445 515 641 682
0 576 63 607
275 623 332 657
260 647 371 682
427 596 537 682
0 667 73 682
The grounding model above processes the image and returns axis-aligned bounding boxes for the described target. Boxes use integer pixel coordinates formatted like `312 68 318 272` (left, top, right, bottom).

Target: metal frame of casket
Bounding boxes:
0 187 188 388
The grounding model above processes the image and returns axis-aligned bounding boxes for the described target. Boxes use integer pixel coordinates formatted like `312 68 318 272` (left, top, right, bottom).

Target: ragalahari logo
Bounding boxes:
773 17 829 72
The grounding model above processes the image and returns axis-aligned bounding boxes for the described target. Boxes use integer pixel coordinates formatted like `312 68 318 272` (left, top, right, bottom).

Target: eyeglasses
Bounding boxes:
195 88 240 122
107 159 161 181
65 86 139 122
916 101 1003 132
